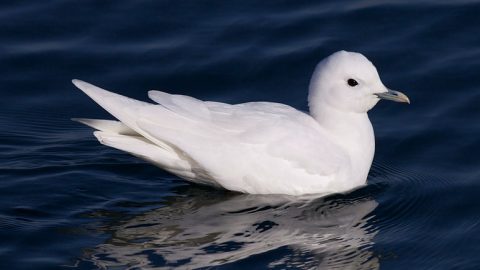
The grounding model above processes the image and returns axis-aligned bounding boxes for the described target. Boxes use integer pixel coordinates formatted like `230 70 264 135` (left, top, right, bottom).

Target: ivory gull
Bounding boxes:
72 51 409 195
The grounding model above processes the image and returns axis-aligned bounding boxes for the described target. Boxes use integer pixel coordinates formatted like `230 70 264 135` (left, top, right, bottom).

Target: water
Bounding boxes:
1 1 480 269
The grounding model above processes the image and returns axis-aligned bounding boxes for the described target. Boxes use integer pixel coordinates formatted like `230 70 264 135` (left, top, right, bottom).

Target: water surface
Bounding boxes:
1 1 480 269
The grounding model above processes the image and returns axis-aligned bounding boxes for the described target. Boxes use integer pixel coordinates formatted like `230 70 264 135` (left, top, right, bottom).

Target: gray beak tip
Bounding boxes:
375 89 410 104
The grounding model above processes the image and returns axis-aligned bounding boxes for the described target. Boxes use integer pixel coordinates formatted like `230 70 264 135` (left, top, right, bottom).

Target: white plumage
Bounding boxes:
73 51 409 195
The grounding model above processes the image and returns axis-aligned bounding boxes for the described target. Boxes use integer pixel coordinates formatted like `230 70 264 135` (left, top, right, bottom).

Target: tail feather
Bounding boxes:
93 131 193 178
72 79 175 152
72 79 221 186
72 79 150 131
72 118 138 135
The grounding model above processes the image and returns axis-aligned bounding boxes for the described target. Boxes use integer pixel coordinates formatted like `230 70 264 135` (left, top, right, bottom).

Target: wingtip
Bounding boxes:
72 78 81 85
71 118 94 129
148 90 171 101
71 117 86 124
71 79 109 98
148 90 162 96
72 79 88 89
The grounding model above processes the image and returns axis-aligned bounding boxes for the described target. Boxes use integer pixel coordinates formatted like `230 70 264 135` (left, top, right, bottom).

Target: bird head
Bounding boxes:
308 51 409 115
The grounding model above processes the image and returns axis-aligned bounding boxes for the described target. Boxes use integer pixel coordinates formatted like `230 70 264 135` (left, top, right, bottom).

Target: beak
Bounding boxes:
375 89 410 104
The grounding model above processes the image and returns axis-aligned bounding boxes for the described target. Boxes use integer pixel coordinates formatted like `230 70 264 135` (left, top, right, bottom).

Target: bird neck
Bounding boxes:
311 103 375 184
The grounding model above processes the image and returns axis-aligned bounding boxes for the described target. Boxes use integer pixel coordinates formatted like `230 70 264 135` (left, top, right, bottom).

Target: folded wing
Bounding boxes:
73 80 348 194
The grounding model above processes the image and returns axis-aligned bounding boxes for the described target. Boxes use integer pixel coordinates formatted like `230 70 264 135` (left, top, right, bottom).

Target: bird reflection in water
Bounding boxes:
81 186 380 269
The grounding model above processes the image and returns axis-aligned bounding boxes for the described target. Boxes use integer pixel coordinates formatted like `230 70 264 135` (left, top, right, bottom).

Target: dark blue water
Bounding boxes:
1 1 480 269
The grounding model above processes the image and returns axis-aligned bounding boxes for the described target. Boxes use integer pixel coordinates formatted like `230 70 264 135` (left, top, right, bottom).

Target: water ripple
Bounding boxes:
70 187 379 269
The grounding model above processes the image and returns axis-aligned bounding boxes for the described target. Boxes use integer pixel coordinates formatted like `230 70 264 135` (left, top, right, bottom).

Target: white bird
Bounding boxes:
73 51 409 196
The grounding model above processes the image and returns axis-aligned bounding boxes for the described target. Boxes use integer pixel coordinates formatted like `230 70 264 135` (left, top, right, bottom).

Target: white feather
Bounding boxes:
72 51 407 195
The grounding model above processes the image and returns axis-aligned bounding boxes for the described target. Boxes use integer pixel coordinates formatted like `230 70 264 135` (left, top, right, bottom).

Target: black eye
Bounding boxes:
347 78 358 87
